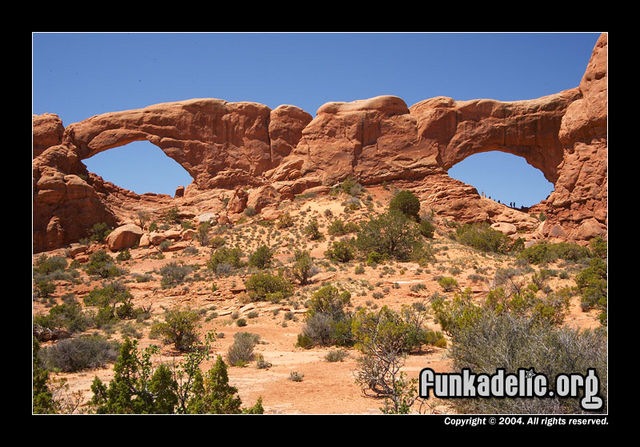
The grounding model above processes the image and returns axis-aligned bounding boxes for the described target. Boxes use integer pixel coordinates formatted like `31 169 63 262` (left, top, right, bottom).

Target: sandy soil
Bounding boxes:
33 189 603 414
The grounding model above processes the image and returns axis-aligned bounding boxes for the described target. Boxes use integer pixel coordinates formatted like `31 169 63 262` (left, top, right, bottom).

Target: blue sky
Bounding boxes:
32 32 601 203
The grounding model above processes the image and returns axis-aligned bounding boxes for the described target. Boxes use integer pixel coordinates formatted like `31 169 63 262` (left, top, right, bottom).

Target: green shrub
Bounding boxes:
307 285 351 320
89 222 112 243
248 245 274 269
351 305 446 412
36 280 56 299
34 299 93 333
85 250 123 278
38 335 120 372
164 207 180 224
196 222 211 246
455 223 511 254
298 285 354 348
207 246 244 273
418 220 435 239
34 255 68 275
575 257 607 322
366 251 387 266
276 213 294 229
210 236 226 249
447 311 607 414
389 190 421 220
245 272 293 302
334 176 363 196
227 332 260 366
83 282 135 327
355 210 422 261
149 309 201 351
589 236 607 259
325 240 356 263
115 249 131 262
291 250 314 285
518 241 591 265
304 219 323 241
438 276 458 292
159 262 193 288
325 349 349 362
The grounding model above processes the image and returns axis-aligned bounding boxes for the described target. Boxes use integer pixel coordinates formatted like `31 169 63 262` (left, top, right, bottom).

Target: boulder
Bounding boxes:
106 224 143 251
490 222 517 235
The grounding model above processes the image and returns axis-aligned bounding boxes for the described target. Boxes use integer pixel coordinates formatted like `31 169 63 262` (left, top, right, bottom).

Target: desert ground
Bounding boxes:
32 185 602 414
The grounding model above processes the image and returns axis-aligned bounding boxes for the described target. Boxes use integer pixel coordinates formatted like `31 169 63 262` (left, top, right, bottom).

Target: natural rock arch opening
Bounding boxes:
82 139 194 196
447 150 555 209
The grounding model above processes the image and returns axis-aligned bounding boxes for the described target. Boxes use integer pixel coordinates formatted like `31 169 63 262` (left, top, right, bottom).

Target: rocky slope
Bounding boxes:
33 34 607 253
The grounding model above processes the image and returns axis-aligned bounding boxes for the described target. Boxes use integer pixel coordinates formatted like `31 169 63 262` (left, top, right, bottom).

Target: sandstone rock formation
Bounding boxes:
105 224 144 252
32 34 607 252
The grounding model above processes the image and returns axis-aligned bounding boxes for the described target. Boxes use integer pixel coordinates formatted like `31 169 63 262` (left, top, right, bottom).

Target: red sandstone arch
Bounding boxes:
32 34 607 252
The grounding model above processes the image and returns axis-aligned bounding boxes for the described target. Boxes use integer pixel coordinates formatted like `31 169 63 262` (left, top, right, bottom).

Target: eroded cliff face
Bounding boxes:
32 34 607 253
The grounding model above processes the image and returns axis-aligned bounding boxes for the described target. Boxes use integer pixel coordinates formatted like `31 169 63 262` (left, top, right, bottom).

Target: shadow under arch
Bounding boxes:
82 139 194 196
447 150 554 209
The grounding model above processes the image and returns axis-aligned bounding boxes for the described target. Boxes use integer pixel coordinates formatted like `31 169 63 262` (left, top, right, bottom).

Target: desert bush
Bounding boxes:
389 190 421 220
35 280 56 300
34 298 93 333
351 305 445 413
575 257 607 324
115 249 131 262
447 311 607 414
299 313 334 346
298 285 354 348
149 309 201 351
276 212 294 229
327 219 359 236
210 236 226 249
83 282 135 327
418 219 435 239
85 250 123 279
255 354 272 369
196 222 211 246
227 332 260 366
248 245 274 269
244 206 257 217
159 262 193 288
34 255 68 276
333 175 363 196
89 334 263 414
355 210 422 262
518 241 591 265
39 335 120 372
245 272 294 302
455 223 511 254
33 338 56 414
164 207 180 224
89 222 112 243
291 250 315 285
325 240 356 263
303 219 323 241
438 276 458 292
288 371 304 382
207 246 244 273
589 236 607 259
325 349 349 362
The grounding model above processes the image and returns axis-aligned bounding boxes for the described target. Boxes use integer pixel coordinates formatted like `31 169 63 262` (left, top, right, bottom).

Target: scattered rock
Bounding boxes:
105 224 143 252
490 222 517 235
